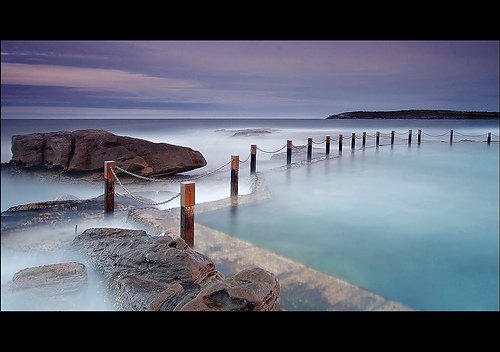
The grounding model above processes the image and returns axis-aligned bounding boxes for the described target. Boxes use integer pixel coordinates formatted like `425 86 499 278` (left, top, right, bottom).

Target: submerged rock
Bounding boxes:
10 129 207 176
72 227 280 311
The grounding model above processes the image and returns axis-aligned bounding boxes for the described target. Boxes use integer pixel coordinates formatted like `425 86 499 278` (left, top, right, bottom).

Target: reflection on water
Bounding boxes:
198 142 500 311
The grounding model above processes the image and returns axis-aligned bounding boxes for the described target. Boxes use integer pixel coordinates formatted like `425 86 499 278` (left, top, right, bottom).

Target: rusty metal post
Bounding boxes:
230 155 239 197
287 140 292 165
351 133 356 149
418 129 422 145
362 132 366 147
391 131 395 145
180 182 195 248
326 136 330 157
104 160 116 216
408 129 412 144
376 132 380 148
487 132 491 144
450 130 453 144
339 134 343 153
250 144 256 175
307 138 312 161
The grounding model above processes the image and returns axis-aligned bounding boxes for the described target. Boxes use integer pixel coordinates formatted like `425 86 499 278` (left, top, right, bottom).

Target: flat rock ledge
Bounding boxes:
71 228 280 311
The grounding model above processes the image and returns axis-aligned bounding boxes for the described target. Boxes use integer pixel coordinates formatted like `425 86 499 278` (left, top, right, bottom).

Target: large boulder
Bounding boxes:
72 228 280 311
10 129 207 176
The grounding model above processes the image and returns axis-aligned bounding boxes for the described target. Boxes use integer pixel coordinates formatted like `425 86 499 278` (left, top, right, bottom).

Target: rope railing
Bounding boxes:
292 144 308 150
311 139 326 144
422 132 449 137
115 159 231 183
256 144 287 154
111 167 181 206
453 132 488 137
239 153 251 163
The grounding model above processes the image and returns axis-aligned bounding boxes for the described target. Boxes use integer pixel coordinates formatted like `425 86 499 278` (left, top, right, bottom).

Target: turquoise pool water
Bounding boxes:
197 142 500 310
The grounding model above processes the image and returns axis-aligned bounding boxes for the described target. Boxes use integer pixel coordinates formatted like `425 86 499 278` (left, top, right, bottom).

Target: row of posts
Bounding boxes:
103 130 494 248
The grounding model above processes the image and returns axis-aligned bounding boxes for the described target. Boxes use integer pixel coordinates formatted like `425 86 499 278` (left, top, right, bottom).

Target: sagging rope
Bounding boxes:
111 167 181 206
115 159 231 183
239 153 251 163
256 144 287 154
311 139 326 144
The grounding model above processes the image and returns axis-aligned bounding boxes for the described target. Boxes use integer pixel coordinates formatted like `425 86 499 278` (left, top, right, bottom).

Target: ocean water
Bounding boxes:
1 118 499 311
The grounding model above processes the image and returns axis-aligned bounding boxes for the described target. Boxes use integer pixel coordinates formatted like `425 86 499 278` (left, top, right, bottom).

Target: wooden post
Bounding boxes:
418 129 422 145
75 224 78 235
487 132 491 144
339 134 343 153
250 144 256 175
287 140 292 165
307 138 312 161
326 136 330 157
104 160 115 216
391 131 395 145
362 132 366 147
180 182 195 248
450 130 453 144
408 129 412 144
376 132 380 147
230 155 239 197
351 133 356 149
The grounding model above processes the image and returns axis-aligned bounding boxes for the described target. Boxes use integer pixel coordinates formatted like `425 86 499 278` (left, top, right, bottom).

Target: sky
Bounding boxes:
1 41 498 119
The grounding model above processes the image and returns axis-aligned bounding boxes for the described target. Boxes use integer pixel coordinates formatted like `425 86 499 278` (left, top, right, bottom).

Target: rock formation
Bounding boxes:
10 129 207 176
72 227 280 311
1 194 153 234
3 262 88 310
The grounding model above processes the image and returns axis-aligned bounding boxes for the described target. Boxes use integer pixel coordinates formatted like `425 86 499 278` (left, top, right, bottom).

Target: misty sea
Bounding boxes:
1 118 499 311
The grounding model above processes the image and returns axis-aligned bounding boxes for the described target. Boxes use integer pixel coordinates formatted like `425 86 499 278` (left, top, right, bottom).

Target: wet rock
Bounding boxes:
180 267 280 311
11 129 207 176
0 194 153 235
232 128 273 137
3 262 88 310
72 227 280 311
11 262 87 294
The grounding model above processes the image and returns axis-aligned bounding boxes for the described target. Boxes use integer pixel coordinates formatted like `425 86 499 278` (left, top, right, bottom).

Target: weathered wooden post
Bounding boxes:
408 129 412 144
450 130 453 144
250 144 256 175
307 138 312 161
487 132 491 144
180 182 195 248
287 140 292 165
339 134 343 153
376 132 380 147
362 132 366 147
351 133 356 149
418 129 422 145
230 155 239 197
326 135 331 157
391 131 395 145
104 160 116 216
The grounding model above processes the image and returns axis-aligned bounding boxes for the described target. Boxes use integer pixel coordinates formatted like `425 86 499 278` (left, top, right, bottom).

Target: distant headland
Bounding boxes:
326 110 500 120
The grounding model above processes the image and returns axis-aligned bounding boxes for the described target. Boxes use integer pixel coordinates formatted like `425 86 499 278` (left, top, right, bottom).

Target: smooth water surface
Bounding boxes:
198 142 500 310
